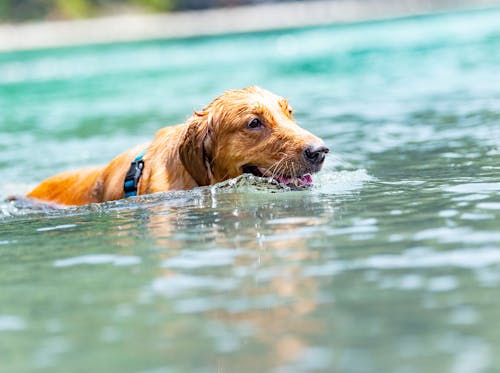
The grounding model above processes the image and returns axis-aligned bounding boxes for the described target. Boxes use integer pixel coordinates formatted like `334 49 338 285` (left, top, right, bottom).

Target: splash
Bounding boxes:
0 170 371 220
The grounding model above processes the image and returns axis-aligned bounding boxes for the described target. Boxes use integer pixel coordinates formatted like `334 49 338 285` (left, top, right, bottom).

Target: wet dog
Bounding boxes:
27 86 328 206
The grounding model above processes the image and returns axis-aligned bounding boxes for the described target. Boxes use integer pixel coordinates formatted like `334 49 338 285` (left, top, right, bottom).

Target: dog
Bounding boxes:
27 86 329 206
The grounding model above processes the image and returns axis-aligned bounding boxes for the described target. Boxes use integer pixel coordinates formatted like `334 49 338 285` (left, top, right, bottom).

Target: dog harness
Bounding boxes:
123 148 147 198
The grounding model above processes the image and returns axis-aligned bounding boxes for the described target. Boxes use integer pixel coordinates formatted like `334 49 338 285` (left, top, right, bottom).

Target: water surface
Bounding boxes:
1 8 500 372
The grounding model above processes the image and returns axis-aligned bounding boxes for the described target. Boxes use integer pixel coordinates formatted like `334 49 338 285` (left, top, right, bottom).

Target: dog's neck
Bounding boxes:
140 125 200 193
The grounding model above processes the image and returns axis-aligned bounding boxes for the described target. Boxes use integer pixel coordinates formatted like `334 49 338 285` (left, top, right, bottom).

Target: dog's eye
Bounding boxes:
247 118 263 130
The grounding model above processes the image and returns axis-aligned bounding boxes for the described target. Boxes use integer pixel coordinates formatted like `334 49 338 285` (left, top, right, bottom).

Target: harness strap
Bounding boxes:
123 148 147 198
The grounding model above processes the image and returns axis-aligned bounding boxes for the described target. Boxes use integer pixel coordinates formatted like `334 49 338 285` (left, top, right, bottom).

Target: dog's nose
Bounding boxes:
303 144 329 165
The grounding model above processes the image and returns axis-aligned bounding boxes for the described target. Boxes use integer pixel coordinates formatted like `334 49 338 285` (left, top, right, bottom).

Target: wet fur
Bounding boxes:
27 86 325 206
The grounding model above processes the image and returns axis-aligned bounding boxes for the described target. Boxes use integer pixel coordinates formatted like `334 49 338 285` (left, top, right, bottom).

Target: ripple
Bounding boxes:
361 248 500 269
449 306 479 325
445 183 500 194
304 247 500 278
428 276 458 292
414 227 500 244
161 248 246 269
0 315 26 331
53 254 141 267
331 218 378 237
461 213 494 220
267 217 319 225
149 274 238 297
477 202 500 210
377 274 424 290
439 209 458 218
37 224 77 232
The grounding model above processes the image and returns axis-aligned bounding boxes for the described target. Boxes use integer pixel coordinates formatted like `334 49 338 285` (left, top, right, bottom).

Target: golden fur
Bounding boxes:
27 86 328 206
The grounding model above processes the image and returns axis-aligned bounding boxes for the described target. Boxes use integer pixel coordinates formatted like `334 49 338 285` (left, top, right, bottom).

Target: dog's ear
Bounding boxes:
179 111 214 186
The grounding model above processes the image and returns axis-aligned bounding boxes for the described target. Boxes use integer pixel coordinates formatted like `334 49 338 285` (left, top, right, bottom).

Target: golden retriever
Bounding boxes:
27 86 329 206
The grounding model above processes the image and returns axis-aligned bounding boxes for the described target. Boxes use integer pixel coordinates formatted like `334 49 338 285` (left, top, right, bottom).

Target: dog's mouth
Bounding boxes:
242 165 313 188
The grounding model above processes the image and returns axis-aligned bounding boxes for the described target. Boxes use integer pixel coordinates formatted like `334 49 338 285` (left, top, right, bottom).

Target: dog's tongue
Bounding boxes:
277 173 313 187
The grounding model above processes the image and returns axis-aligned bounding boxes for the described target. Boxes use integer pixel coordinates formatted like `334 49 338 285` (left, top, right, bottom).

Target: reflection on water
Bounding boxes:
1 7 500 373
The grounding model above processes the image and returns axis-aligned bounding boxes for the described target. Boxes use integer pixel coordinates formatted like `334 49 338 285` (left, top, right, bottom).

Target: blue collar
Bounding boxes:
123 148 147 198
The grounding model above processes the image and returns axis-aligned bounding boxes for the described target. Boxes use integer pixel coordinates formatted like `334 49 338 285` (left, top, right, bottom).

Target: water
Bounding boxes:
1 8 500 372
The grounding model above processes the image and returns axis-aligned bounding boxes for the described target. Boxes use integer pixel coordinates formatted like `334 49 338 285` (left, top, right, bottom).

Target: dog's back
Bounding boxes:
27 166 103 205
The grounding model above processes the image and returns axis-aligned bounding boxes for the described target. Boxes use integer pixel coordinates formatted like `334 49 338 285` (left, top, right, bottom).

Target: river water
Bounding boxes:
1 8 500 372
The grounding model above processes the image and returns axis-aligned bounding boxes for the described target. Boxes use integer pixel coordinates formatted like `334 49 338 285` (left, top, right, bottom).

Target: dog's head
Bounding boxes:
179 86 328 188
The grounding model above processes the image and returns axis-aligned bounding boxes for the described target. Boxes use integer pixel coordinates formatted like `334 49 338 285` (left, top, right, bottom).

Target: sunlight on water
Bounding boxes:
1 7 500 373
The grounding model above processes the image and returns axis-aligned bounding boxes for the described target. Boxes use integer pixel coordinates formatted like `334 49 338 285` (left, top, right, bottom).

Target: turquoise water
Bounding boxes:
1 8 500 372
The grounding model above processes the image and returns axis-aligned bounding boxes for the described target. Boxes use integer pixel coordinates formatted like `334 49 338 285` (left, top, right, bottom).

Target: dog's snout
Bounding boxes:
303 144 329 165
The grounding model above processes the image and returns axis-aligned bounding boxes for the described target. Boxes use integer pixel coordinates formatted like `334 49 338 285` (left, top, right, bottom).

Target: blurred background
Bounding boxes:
2 0 336 21
1 0 498 23
0 0 231 21
3 0 499 53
